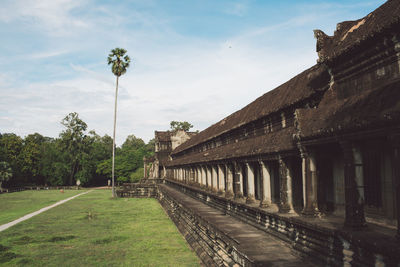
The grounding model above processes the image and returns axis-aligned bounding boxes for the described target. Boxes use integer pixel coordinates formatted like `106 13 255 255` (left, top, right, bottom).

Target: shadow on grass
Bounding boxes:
92 236 128 245
13 235 35 245
0 244 18 263
48 235 76 242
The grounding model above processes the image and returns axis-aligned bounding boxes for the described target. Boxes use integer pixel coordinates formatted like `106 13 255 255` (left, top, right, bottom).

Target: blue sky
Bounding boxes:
0 0 385 144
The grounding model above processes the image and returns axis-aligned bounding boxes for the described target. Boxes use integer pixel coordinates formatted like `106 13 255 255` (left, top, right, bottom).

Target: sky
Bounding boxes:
0 0 385 145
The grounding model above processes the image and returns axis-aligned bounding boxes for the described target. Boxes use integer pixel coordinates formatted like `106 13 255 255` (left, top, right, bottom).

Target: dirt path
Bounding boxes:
0 190 92 232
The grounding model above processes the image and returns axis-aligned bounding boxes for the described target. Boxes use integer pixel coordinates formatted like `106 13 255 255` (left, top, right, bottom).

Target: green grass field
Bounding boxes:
0 190 83 225
0 189 200 266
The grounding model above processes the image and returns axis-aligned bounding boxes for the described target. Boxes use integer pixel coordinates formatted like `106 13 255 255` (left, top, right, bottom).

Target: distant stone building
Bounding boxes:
147 130 197 178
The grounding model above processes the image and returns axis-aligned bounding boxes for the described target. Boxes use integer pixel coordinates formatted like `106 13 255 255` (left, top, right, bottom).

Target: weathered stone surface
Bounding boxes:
159 183 317 267
163 179 400 267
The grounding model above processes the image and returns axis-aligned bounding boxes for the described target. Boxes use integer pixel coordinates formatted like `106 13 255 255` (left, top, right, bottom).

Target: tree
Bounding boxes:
0 161 12 191
121 134 145 151
20 133 46 184
170 121 194 132
59 112 88 185
0 133 23 185
108 48 131 197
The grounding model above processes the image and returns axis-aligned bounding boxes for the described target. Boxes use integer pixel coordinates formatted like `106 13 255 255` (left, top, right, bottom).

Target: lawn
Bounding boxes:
0 190 84 225
0 189 201 266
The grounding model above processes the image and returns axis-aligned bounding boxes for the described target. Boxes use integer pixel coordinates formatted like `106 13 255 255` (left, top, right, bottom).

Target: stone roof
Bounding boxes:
172 64 329 156
167 127 295 166
155 131 173 142
314 0 400 63
296 79 400 140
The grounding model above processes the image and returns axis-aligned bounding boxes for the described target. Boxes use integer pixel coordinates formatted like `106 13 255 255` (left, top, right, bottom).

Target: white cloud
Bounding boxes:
224 2 248 17
0 0 90 36
30 50 69 59
0 0 383 145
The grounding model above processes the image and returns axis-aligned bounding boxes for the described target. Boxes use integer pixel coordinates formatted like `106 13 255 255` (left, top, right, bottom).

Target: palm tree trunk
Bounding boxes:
112 76 119 197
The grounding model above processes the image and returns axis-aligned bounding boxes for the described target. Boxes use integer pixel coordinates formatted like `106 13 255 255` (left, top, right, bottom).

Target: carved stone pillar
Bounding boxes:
246 163 256 204
259 161 272 208
301 149 319 215
233 162 244 198
202 166 207 187
341 141 366 228
225 163 234 198
390 136 400 239
206 166 212 190
194 167 200 185
144 162 148 178
218 165 225 194
212 165 218 192
279 157 295 213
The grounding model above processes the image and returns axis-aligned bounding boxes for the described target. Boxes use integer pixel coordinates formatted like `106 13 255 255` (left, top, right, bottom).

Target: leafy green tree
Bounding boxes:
96 135 154 185
39 138 68 185
145 138 155 155
20 133 46 184
59 112 88 185
170 121 194 132
0 133 23 185
121 134 145 151
108 47 131 197
0 161 12 190
130 167 144 183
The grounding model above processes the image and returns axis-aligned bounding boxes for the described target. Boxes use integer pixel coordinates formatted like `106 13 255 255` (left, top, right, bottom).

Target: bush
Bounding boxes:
130 168 143 183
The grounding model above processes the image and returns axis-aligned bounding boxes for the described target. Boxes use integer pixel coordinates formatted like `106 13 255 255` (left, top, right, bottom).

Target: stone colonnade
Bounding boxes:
168 137 400 235
168 157 302 214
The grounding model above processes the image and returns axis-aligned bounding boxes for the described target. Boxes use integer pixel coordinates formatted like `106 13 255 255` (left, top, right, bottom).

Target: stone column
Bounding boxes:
259 161 272 208
279 157 295 213
246 163 256 204
197 167 201 185
206 166 212 190
341 141 366 228
390 136 400 239
225 163 234 198
218 165 226 194
201 166 207 187
233 162 244 198
212 165 218 192
194 167 197 184
144 162 148 178
301 150 319 215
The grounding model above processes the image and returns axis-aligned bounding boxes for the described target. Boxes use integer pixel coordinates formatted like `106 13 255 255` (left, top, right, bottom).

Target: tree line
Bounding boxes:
0 112 154 189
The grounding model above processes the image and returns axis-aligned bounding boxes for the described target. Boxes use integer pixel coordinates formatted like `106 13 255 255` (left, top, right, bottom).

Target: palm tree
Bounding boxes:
107 48 131 197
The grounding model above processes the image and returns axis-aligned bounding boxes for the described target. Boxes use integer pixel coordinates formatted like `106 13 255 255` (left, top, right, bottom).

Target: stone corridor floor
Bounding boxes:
160 184 319 266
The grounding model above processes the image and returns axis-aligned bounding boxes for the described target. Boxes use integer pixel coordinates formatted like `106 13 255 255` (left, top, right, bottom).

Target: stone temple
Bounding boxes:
119 1 400 266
